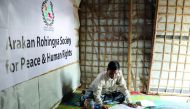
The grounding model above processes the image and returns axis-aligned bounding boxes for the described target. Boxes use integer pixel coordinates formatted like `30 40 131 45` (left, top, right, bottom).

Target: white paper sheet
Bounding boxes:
109 104 143 109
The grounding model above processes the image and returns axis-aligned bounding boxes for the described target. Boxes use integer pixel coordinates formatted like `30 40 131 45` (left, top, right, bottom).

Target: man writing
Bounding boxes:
81 61 137 109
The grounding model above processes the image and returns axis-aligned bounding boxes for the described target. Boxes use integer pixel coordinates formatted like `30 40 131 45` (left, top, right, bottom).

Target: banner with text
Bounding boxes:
0 0 78 91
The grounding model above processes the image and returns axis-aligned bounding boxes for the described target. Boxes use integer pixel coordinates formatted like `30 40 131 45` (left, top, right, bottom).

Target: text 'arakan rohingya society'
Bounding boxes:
7 36 72 50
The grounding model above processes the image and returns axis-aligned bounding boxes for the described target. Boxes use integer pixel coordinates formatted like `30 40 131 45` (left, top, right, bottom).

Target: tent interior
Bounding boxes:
0 0 190 109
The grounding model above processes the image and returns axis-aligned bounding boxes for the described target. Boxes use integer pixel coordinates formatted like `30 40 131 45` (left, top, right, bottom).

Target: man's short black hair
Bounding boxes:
107 61 120 70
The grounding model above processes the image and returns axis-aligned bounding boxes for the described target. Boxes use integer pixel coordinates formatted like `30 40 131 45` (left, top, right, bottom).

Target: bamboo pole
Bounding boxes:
104 0 108 69
174 0 185 93
147 0 159 94
166 0 178 92
84 0 88 88
123 0 127 79
135 0 139 91
91 0 95 79
98 0 100 74
142 0 147 92
127 0 132 90
157 0 168 93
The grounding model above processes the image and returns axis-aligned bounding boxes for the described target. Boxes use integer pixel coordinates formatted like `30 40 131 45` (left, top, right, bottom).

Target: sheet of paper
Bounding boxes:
109 104 143 109
136 100 155 107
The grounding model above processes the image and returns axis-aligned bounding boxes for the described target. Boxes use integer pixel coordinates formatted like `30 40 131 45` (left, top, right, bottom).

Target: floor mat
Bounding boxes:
57 91 158 109
57 90 190 109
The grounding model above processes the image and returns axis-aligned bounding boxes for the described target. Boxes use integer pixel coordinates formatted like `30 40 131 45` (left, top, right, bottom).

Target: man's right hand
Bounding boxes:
101 105 109 109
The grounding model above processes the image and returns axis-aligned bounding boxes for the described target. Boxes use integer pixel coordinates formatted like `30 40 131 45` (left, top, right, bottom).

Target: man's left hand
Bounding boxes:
127 103 138 108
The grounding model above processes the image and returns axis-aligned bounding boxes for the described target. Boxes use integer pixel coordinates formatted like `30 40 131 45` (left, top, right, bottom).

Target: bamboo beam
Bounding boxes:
152 69 190 73
127 0 132 90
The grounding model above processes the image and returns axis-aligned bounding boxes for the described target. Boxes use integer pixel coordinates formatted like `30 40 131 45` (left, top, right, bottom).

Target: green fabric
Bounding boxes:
131 95 160 102
56 105 81 109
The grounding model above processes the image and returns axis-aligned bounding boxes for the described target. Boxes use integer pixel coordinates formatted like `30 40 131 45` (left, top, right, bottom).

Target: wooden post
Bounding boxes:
127 0 132 90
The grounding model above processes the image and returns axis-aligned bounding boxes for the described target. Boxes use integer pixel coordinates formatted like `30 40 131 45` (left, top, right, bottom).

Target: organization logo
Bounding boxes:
41 0 55 27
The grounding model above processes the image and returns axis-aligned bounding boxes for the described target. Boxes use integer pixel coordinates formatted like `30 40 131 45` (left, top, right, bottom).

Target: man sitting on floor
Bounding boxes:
81 61 137 109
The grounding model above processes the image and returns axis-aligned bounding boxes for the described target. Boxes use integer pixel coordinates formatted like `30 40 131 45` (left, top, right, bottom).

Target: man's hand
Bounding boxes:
127 103 138 108
101 105 109 109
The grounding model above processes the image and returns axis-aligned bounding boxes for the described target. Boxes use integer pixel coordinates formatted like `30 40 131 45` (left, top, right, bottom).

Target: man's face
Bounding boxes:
108 70 118 79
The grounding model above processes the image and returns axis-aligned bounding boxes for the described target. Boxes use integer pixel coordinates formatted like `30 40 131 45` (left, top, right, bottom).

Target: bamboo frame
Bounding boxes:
148 0 190 95
79 0 154 92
